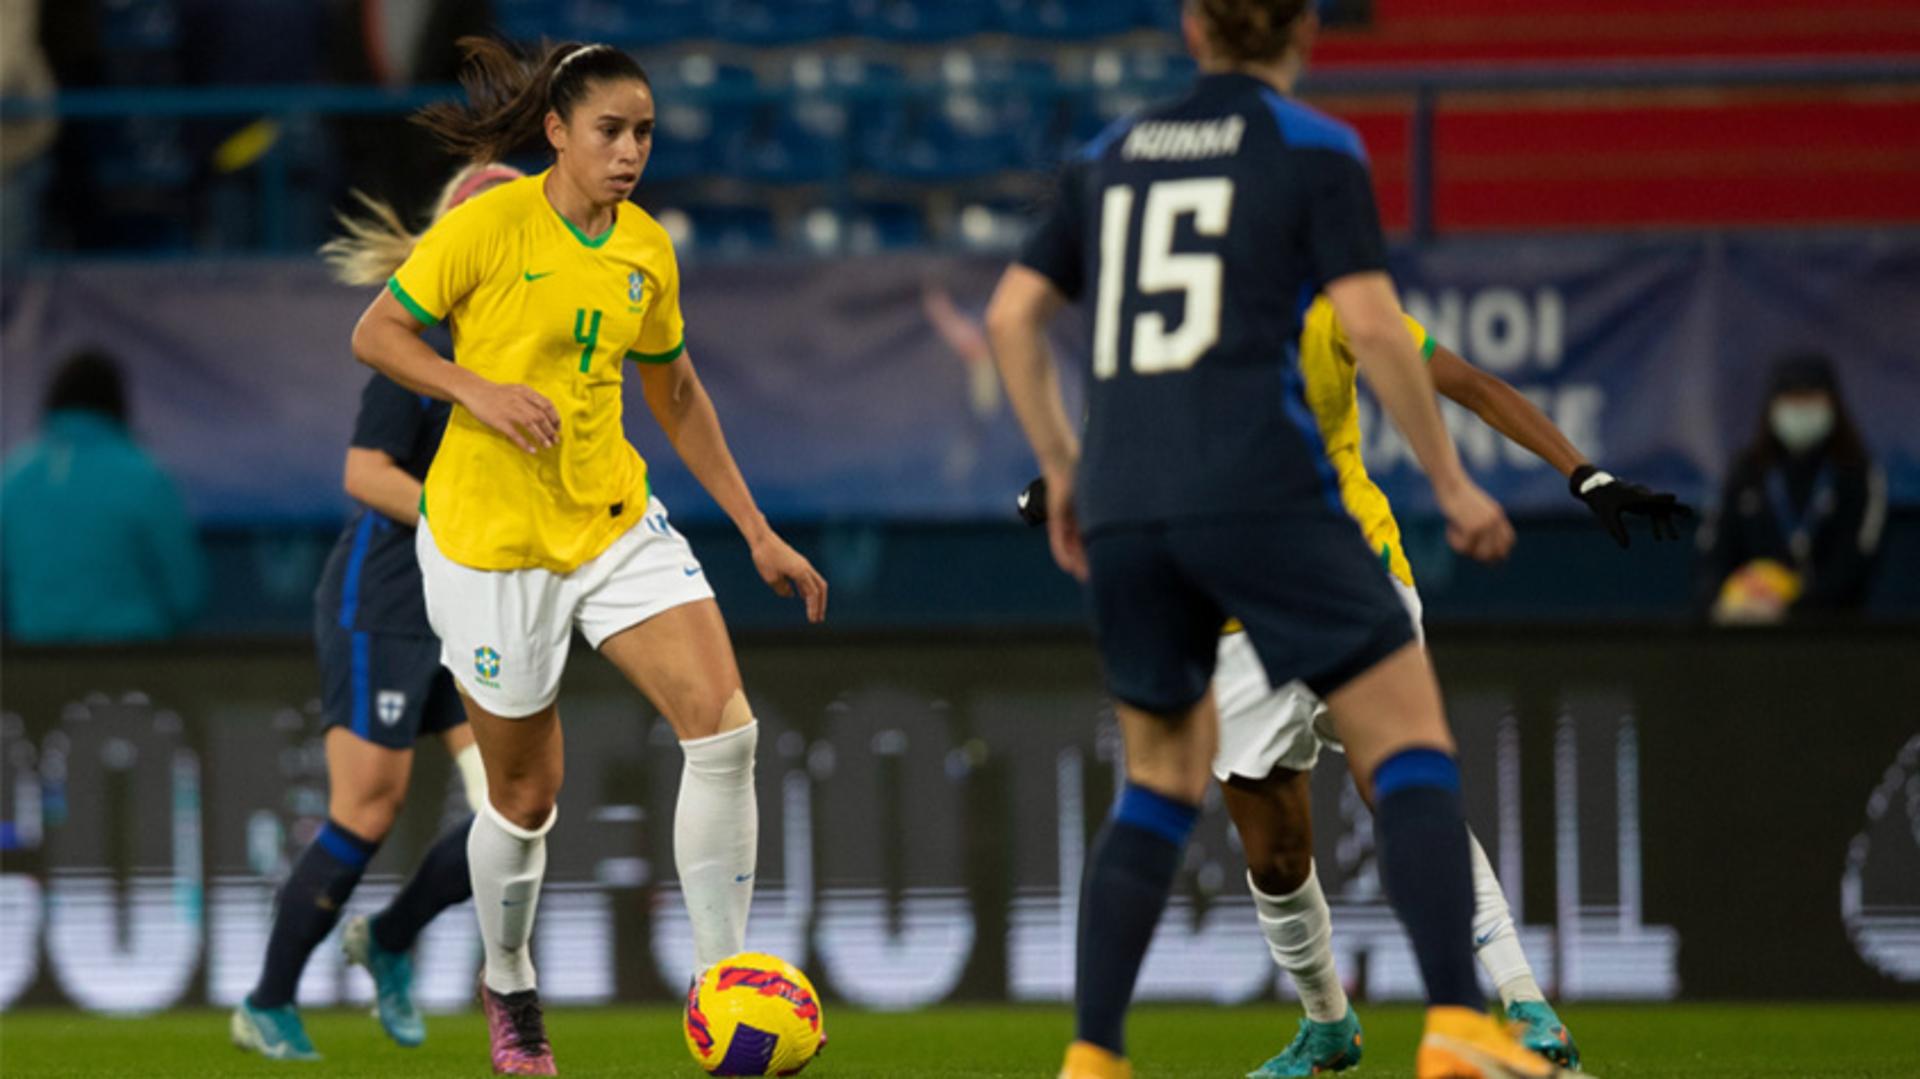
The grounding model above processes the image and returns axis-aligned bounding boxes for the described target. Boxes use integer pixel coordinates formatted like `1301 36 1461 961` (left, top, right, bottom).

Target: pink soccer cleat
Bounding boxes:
479 976 557 1076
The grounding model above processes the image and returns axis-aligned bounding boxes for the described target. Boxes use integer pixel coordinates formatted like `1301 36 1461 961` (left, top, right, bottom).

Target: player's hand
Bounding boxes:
460 378 560 453
1044 468 1088 582
1016 475 1048 526
1436 476 1514 563
751 532 828 623
1570 465 1691 548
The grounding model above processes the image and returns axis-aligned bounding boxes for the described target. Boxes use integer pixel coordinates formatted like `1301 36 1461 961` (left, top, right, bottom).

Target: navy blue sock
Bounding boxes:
249 820 379 1009
1372 748 1482 1010
1075 783 1199 1055
371 815 474 955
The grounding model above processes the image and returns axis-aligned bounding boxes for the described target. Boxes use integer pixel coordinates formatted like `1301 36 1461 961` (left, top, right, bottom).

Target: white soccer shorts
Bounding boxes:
1211 576 1425 782
417 496 716 718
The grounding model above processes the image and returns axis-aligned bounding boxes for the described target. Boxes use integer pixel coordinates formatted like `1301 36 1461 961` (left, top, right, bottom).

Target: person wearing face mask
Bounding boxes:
1700 351 1886 624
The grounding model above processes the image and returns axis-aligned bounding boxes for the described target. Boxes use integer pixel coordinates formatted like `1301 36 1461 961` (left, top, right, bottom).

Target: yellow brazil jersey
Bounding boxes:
387 171 686 574
1220 298 1433 636
1298 294 1433 590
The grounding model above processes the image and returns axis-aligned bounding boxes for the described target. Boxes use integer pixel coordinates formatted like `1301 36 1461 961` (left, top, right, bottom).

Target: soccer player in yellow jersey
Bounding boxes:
1023 296 1685 1076
350 39 826 1075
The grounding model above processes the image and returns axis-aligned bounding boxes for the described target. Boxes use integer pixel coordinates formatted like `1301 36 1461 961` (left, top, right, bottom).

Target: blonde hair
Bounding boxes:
318 162 523 286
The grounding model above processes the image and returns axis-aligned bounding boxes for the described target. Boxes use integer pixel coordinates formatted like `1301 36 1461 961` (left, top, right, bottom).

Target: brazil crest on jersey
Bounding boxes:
388 172 686 573
1018 73 1389 534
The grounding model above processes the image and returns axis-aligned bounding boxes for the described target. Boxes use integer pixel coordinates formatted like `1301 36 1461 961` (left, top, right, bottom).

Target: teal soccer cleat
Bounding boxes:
342 914 426 1048
230 998 321 1062
1248 1008 1363 1077
1507 999 1581 1070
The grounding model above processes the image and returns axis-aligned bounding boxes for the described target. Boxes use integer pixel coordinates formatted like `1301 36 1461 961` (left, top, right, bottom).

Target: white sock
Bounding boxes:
469 801 555 994
1250 863 1350 1023
1467 829 1546 1006
676 720 759 972
454 743 489 815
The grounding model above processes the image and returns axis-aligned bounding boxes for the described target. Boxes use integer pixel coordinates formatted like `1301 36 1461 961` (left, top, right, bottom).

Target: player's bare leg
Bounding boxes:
1224 768 1363 1077
600 599 758 974
1061 694 1217 1079
463 694 561 1076
1326 644 1571 1078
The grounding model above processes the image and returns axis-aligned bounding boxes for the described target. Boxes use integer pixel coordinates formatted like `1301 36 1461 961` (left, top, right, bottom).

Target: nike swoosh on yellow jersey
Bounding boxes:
522 270 555 282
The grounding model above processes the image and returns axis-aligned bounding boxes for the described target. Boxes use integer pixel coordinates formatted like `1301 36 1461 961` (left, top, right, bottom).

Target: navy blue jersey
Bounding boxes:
313 371 450 636
1018 73 1388 533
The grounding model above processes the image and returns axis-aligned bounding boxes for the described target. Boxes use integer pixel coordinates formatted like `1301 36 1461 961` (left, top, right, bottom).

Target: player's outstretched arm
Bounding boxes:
1430 347 1689 547
351 291 559 454
1326 271 1513 563
638 353 827 622
985 264 1085 579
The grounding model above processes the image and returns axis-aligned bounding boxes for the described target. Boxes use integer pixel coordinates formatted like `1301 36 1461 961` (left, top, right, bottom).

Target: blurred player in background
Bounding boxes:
1020 296 1689 1074
352 39 826 1076
230 160 522 1064
986 0 1582 1075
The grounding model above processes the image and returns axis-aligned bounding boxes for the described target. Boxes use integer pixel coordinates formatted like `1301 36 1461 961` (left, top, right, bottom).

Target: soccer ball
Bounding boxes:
683 952 826 1076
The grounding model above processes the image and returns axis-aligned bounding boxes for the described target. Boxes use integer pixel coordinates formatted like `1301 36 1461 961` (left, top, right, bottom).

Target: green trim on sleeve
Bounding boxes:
626 340 686 365
387 277 441 327
418 491 428 520
1419 333 1438 362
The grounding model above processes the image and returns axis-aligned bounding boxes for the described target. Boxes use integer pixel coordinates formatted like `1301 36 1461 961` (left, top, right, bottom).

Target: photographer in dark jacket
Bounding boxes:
1700 351 1885 623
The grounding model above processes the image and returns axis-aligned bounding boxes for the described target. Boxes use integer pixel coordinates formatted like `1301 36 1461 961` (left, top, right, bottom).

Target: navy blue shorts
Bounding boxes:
1084 513 1418 715
316 624 465 749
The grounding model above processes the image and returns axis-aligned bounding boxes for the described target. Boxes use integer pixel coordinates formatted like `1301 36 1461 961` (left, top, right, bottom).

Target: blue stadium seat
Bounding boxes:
710 0 843 44
737 54 904 183
946 200 1031 253
846 0 997 41
796 202 928 254
523 0 709 47
869 51 1052 177
1056 47 1197 158
997 0 1140 39
648 55 758 181
670 204 779 255
1136 0 1183 33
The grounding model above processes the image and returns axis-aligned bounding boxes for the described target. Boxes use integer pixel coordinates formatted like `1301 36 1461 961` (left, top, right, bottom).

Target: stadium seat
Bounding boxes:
796 201 928 254
945 200 1031 253
671 204 779 255
710 0 843 45
1055 47 1197 157
996 0 1140 39
737 54 902 183
547 0 709 47
870 51 1053 177
845 0 997 42
649 55 758 181
1135 0 1182 34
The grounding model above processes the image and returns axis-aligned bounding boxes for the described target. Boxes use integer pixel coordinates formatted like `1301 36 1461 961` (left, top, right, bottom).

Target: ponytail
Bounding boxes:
412 37 651 164
1191 0 1311 64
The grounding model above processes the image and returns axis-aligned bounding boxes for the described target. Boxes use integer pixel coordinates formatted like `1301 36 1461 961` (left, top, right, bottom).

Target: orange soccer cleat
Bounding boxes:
1416 1006 1588 1079
1059 1040 1134 1079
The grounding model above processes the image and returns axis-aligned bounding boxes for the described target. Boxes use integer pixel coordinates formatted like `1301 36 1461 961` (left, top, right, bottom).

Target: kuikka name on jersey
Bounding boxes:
388 171 686 574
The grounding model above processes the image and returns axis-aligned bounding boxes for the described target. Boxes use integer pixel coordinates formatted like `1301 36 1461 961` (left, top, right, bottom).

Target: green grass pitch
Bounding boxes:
3 1003 1916 1077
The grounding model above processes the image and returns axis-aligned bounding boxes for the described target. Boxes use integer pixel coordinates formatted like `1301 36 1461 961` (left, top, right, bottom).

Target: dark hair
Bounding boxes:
413 38 651 163
44 349 128 424
1744 350 1870 471
1189 0 1313 64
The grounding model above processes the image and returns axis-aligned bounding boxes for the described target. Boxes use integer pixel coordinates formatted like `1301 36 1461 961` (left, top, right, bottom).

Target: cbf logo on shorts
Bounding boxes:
474 646 503 688
376 690 407 727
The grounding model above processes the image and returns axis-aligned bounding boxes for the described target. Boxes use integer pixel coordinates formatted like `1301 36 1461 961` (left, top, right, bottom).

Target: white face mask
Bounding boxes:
1770 400 1835 454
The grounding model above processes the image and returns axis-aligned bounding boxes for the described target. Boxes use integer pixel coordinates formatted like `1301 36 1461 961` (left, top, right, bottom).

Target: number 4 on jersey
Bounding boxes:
1093 177 1235 380
574 308 602 373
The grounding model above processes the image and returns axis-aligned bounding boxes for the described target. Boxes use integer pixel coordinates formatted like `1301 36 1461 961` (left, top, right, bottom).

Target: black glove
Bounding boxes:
1017 476 1048 527
1570 464 1690 548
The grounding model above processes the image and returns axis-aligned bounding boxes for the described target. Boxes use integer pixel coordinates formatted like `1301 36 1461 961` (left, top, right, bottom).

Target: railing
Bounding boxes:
3 56 1915 253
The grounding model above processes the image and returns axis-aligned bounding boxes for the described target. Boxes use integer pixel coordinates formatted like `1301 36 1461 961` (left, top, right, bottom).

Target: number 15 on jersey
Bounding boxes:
1093 177 1235 380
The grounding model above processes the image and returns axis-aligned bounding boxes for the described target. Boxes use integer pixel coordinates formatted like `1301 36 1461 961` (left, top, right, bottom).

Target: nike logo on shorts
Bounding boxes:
683 566 703 577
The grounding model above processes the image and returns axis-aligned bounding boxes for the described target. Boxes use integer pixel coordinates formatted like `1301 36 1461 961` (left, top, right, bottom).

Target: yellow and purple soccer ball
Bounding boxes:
683 952 826 1076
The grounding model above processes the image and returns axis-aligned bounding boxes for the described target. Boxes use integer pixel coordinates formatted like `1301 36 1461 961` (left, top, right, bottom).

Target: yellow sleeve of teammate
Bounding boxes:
1324 298 1437 364
386 199 501 327
626 239 687 364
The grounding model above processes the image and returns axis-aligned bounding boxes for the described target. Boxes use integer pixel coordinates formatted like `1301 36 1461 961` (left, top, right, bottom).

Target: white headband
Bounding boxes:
553 44 608 79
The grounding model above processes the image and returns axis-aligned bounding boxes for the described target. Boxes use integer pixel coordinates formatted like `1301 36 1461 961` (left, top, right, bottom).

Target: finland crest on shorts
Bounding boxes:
376 690 407 727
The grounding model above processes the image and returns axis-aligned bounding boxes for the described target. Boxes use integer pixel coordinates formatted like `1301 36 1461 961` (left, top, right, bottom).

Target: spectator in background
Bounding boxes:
1701 351 1886 624
0 350 206 642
